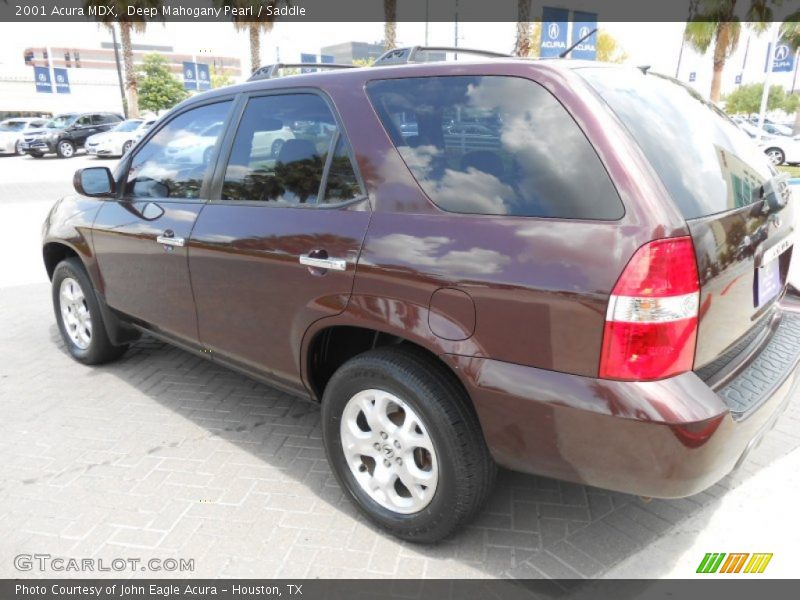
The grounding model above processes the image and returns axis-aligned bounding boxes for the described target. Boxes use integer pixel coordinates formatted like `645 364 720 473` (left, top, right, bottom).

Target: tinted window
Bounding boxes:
579 67 776 219
75 115 92 127
366 76 622 219
125 101 231 200
324 137 363 204
222 94 352 205
94 114 120 125
0 121 25 132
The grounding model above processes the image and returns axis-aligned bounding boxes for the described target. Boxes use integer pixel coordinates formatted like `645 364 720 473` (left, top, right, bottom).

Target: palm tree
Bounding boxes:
780 17 800 133
216 1 281 75
85 0 163 118
384 0 397 51
514 0 532 57
683 0 775 103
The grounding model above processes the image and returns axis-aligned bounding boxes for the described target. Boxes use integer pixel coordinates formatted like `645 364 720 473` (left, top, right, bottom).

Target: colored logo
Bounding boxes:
548 23 560 39
696 553 773 574
775 45 789 61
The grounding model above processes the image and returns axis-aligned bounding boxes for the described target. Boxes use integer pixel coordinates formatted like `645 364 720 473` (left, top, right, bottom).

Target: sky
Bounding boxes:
0 21 797 101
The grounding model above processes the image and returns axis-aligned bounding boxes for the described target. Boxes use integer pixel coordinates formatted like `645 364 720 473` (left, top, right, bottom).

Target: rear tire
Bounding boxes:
321 346 495 543
52 257 127 365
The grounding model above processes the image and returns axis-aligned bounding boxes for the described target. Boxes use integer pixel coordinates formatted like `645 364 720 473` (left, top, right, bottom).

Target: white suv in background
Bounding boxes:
0 117 48 155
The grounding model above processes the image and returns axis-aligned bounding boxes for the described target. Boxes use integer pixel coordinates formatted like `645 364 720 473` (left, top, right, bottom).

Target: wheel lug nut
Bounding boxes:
380 431 388 440
394 440 401 449
383 459 391 467
396 458 402 465
373 442 381 450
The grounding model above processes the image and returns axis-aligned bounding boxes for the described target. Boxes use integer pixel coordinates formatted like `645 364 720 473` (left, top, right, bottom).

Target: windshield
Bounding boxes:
45 114 78 129
579 67 775 219
113 120 143 133
0 121 26 132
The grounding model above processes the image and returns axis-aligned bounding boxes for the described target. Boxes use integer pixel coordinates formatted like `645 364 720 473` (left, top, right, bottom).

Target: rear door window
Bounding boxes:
578 67 776 219
366 75 623 220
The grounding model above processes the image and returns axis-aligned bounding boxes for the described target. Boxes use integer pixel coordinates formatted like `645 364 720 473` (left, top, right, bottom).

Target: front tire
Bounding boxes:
52 258 127 365
322 346 495 543
765 147 785 166
122 140 133 155
15 140 24 155
56 140 75 158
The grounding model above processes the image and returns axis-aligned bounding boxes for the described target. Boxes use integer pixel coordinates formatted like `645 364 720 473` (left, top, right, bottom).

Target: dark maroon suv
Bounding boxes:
42 52 799 542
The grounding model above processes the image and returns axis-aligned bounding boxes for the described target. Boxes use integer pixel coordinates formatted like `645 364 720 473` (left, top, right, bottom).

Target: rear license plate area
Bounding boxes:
756 255 782 307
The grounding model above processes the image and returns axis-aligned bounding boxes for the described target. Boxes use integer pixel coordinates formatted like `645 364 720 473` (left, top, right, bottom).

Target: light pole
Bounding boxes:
111 24 128 118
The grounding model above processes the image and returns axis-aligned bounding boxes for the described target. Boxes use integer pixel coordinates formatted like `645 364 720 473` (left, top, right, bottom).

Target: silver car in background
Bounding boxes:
86 118 156 158
0 117 48 155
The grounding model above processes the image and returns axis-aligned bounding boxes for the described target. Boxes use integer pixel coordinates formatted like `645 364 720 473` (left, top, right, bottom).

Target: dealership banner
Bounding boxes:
766 41 796 73
539 7 570 58
33 66 52 93
570 11 598 60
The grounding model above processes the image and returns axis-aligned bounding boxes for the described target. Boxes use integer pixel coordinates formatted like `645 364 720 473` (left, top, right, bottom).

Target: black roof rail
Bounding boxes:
373 46 511 66
248 62 357 82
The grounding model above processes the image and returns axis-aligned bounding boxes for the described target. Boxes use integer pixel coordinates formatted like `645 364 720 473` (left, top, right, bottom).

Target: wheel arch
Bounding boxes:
303 324 481 428
43 241 80 280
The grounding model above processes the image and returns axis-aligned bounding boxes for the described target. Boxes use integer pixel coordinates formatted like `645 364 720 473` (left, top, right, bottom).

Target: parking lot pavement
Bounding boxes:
1 155 799 579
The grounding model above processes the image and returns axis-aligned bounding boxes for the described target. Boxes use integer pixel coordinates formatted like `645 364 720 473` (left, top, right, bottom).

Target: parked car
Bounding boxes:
20 112 123 158
0 117 48 155
86 118 156 158
758 135 800 166
737 122 800 165
43 57 799 543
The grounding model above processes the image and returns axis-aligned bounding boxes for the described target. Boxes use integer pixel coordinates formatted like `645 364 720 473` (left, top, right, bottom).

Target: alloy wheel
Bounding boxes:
340 389 438 514
59 277 92 350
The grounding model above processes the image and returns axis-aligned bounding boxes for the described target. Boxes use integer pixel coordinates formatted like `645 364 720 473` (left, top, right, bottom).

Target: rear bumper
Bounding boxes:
450 295 800 498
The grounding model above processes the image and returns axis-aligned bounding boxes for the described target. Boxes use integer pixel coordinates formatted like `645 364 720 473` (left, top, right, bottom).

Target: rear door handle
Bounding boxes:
299 254 347 271
157 232 185 247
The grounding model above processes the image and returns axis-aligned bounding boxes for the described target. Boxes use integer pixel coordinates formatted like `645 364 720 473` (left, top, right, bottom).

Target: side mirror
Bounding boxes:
73 167 115 197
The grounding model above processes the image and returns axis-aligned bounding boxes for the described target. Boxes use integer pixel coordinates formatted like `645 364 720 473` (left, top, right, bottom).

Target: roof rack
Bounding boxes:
373 46 511 66
248 62 357 82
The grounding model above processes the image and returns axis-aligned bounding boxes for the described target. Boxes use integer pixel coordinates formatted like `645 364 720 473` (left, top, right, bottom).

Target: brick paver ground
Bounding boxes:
1 281 799 579
1 154 799 579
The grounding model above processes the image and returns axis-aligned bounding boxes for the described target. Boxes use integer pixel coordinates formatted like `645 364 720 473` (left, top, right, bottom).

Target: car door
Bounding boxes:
70 115 97 146
189 91 371 391
92 99 234 343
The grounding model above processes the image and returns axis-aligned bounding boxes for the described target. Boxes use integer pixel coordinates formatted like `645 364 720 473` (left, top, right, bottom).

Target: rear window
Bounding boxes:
579 67 776 220
366 76 623 220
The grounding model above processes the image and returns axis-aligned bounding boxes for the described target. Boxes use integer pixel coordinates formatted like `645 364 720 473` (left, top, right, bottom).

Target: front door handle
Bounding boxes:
157 231 185 247
299 254 347 271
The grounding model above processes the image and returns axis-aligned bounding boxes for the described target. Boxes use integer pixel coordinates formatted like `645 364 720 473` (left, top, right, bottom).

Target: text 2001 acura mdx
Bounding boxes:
42 53 799 542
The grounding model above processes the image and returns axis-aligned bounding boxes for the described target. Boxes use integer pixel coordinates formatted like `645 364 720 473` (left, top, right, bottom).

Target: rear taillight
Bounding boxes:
599 237 700 381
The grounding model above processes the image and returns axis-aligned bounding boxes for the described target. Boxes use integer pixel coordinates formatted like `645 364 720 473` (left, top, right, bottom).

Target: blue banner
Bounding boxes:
540 7 569 58
570 12 597 60
196 63 210 90
320 54 334 64
183 61 197 90
53 68 70 94
768 41 795 73
301 52 317 73
34 66 52 93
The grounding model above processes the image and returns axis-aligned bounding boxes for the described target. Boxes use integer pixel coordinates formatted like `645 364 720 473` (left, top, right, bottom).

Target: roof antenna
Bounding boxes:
638 65 651 74
558 27 598 59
